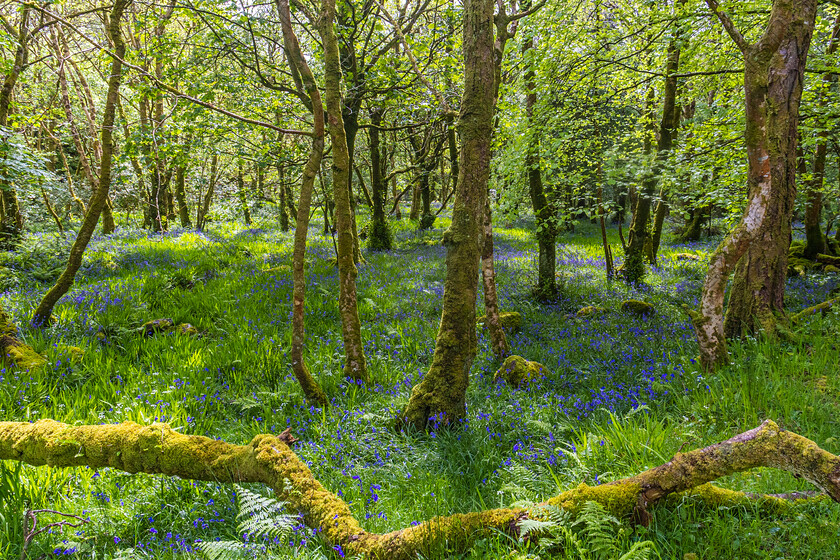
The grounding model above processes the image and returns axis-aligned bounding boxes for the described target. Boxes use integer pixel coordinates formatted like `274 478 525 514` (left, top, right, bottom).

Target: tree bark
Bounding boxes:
31 0 130 327
276 0 328 406
320 0 369 384
695 0 817 369
401 0 494 429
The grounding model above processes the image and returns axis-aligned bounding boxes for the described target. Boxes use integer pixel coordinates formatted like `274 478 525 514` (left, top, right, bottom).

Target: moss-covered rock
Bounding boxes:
494 355 547 388
673 253 701 262
173 323 199 336
576 306 605 317
825 265 839 273
140 318 175 337
477 311 522 331
57 345 85 363
5 342 47 371
265 265 292 275
620 300 655 316
787 257 816 277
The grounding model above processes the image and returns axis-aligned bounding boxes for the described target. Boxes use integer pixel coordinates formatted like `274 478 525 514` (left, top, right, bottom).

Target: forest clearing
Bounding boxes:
2 0 840 557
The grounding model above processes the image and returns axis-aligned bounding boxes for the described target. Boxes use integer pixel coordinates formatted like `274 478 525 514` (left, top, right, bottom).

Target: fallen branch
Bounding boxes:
0 419 837 559
791 297 839 323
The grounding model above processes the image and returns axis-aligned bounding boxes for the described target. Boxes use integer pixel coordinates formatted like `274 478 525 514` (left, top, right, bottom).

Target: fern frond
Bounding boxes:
616 540 656 560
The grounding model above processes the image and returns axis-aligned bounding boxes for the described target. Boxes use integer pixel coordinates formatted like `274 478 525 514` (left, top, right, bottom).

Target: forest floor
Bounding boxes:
1 214 839 559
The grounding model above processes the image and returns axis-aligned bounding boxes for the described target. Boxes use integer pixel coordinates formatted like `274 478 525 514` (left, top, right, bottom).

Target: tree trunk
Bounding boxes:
277 163 290 231
367 107 392 250
523 34 556 298
803 14 840 259
481 200 508 361
320 0 369 384
0 5 30 248
197 154 218 230
276 0 328 406
237 163 252 225
31 0 129 327
695 0 817 369
401 0 494 429
626 13 683 278
175 163 191 227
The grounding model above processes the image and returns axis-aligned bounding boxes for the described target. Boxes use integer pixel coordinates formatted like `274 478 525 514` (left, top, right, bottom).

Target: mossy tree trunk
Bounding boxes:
174 135 192 228
803 14 840 260
277 161 290 231
0 5 30 249
31 0 130 328
523 32 556 298
319 0 369 384
3 419 839 560
720 0 816 341
401 0 495 429
276 0 327 406
626 7 683 278
196 154 218 230
695 0 817 369
481 199 509 361
237 162 252 225
367 107 392 250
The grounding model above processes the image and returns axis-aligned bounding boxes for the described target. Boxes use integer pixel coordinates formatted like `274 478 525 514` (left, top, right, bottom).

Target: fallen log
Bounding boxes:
0 419 837 559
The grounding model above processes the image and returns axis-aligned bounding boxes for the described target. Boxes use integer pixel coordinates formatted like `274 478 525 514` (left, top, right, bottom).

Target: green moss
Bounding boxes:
577 306 605 317
264 265 292 274
7 343 47 371
56 345 85 363
673 252 701 262
547 482 641 516
620 300 655 316
0 307 19 338
172 323 199 336
494 355 547 388
140 318 175 336
477 311 522 331
825 265 839 273
788 257 816 277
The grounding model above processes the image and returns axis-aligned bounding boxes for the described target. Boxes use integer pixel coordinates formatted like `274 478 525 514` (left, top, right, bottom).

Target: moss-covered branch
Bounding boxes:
1 419 837 559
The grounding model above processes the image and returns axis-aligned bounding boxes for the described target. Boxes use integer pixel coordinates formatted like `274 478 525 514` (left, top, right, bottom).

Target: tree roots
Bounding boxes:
0 419 837 558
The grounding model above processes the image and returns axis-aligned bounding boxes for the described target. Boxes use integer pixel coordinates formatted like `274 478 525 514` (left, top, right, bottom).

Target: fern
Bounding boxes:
198 485 297 560
517 501 657 560
574 501 621 559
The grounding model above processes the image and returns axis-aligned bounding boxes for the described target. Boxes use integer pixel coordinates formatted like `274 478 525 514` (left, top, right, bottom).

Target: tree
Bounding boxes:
0 4 31 248
693 0 818 370
401 0 495 429
320 0 370 384
31 0 130 327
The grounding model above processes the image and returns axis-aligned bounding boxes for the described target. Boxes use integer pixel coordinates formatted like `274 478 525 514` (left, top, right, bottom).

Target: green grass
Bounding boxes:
0 212 839 559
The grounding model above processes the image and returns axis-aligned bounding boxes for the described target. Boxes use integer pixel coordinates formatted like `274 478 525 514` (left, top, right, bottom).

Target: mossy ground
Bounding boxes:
0 214 839 558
